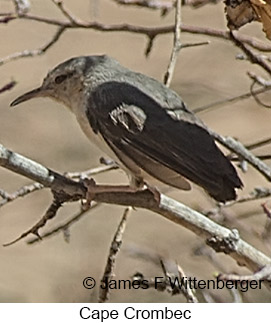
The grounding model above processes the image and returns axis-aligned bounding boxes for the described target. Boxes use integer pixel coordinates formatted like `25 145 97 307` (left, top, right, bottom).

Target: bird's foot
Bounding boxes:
82 178 161 209
142 183 161 204
82 178 141 209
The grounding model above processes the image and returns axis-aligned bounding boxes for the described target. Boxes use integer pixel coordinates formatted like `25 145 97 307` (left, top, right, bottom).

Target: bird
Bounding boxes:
10 55 243 202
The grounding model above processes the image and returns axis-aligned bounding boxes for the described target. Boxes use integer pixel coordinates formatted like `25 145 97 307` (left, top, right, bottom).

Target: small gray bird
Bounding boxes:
11 55 242 202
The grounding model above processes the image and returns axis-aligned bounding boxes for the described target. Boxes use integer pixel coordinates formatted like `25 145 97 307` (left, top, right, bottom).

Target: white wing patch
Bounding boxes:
110 104 147 133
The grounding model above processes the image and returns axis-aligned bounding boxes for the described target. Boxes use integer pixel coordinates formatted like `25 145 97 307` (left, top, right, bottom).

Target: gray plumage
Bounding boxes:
11 55 243 202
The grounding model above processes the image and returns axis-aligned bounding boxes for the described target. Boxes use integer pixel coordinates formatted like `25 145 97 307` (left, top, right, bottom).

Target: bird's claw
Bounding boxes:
82 178 97 210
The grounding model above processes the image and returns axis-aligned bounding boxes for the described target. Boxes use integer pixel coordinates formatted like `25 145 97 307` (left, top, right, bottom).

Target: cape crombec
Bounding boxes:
10 55 243 202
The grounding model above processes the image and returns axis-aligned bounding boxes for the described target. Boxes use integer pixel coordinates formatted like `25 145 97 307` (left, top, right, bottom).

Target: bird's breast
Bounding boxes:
75 106 116 159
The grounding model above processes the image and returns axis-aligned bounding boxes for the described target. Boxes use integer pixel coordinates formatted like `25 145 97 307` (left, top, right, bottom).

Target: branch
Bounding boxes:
193 85 271 114
210 132 271 182
230 31 271 75
1 143 271 272
3 198 63 247
99 207 131 303
27 203 100 244
1 9 271 66
0 182 43 208
164 0 182 86
219 264 271 282
51 0 81 25
0 26 66 66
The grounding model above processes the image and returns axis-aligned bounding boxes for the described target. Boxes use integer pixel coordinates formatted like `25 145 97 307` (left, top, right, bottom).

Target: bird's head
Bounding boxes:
10 57 88 109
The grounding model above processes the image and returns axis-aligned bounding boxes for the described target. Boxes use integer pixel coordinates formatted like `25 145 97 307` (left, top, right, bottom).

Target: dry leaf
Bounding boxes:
251 0 271 39
225 0 271 40
225 0 260 30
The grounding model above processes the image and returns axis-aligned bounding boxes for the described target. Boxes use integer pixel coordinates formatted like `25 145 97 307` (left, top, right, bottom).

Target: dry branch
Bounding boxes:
1 143 271 272
210 132 271 182
99 207 132 303
164 0 182 86
2 7 271 67
0 182 43 208
27 203 100 244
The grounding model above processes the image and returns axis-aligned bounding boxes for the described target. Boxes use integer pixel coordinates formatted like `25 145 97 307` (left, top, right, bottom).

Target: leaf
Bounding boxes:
225 0 271 40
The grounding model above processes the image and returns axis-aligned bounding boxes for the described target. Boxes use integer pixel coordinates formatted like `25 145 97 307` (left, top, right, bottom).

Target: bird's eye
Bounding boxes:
55 74 67 84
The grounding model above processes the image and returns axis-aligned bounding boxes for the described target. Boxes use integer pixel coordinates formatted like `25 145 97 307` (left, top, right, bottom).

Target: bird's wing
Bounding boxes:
87 81 242 201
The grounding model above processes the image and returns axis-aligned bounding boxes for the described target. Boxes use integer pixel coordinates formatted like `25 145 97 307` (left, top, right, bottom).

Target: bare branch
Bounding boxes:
65 163 118 179
99 207 131 302
1 10 269 53
1 143 271 272
164 0 182 86
1 9 271 67
3 198 63 247
0 27 66 66
27 203 100 244
193 86 271 114
246 137 271 150
0 15 16 24
51 0 81 25
219 264 271 282
177 264 199 303
0 182 43 208
230 31 271 75
210 132 271 182
0 143 86 198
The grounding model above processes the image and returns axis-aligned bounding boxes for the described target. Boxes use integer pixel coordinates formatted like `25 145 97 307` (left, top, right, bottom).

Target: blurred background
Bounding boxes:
0 0 271 302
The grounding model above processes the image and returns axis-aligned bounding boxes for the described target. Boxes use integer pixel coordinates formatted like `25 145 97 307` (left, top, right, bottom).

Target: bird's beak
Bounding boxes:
10 86 45 107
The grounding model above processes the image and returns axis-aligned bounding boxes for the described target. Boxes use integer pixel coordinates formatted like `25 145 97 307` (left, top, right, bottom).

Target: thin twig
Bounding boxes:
177 264 198 302
193 86 271 114
230 31 271 75
210 132 271 182
247 72 271 87
246 137 271 150
0 15 16 24
0 26 66 66
219 264 271 282
51 0 81 25
3 198 63 247
65 163 118 179
226 187 271 207
0 182 44 208
164 0 182 86
27 203 100 244
99 207 132 302
250 81 271 108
